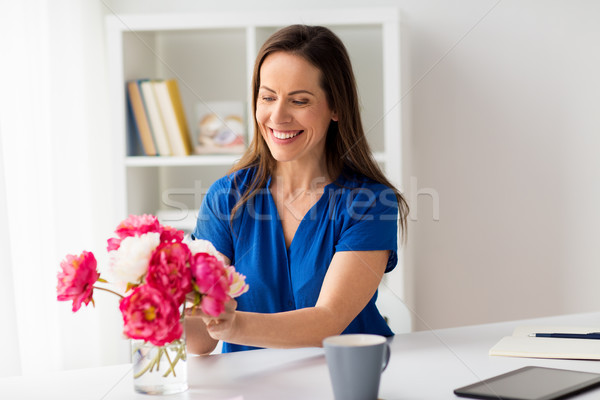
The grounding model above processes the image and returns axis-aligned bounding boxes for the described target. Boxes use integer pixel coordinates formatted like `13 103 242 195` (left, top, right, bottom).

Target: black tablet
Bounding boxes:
454 366 600 400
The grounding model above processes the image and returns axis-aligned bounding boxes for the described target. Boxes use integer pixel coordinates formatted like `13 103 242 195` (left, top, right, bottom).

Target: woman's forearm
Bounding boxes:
184 313 219 354
210 306 347 349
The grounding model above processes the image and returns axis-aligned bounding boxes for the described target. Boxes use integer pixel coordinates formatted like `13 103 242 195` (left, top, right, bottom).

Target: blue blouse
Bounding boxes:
192 167 399 352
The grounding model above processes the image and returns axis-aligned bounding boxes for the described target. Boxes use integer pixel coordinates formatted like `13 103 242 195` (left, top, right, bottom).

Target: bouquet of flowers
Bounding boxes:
56 214 248 389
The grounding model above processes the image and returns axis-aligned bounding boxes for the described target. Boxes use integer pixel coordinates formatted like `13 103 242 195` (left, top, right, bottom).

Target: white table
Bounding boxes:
2 312 600 399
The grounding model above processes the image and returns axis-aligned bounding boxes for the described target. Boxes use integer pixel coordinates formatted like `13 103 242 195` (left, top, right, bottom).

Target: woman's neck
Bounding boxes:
272 159 331 194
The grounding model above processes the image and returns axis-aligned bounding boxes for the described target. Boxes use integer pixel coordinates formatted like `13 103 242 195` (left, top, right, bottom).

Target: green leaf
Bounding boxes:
126 282 139 292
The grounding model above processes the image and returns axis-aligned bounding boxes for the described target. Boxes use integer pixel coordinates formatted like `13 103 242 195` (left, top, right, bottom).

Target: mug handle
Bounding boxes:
381 343 391 372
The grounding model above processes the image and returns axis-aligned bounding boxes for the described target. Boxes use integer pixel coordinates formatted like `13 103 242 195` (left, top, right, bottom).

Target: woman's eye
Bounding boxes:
292 99 308 106
261 96 275 102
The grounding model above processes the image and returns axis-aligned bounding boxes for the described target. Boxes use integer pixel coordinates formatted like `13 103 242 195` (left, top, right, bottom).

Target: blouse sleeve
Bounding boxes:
334 184 399 272
191 179 235 262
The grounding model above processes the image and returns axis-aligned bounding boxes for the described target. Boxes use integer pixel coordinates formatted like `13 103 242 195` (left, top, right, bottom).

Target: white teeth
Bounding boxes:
272 129 301 140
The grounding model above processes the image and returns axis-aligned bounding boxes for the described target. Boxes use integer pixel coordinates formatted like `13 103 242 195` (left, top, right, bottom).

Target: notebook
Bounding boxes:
490 326 600 360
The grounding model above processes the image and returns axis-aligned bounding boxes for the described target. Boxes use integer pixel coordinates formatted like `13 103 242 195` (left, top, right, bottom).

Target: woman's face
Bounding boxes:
256 51 337 166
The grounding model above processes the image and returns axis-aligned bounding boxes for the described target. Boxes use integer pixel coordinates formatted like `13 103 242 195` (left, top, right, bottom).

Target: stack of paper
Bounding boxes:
490 326 600 360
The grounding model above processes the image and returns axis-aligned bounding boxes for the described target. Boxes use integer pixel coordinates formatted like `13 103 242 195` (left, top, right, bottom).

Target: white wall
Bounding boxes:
404 0 600 330
97 0 600 334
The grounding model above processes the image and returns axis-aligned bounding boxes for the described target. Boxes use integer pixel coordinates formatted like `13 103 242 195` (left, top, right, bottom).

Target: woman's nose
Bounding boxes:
270 101 291 124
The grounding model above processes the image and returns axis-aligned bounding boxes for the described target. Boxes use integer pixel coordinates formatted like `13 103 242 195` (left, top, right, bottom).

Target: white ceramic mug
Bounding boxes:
323 334 390 400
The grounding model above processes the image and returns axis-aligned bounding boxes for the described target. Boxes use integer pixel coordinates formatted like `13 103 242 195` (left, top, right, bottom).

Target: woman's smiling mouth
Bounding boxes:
271 128 304 140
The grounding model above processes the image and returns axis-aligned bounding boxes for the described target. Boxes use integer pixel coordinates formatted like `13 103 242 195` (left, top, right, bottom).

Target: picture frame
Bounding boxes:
193 101 246 154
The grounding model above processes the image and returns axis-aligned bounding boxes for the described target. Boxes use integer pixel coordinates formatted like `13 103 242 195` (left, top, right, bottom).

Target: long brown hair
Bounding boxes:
229 24 408 239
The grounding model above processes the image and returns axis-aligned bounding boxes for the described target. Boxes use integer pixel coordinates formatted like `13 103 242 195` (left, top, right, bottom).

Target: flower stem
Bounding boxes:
133 341 186 379
153 348 163 372
164 344 185 377
163 347 177 378
93 286 124 299
133 350 158 379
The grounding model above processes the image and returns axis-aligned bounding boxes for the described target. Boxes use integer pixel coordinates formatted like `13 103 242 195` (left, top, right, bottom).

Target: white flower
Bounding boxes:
107 232 160 288
186 238 224 262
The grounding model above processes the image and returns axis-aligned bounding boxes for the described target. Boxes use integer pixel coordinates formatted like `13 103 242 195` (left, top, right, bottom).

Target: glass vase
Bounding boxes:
131 338 188 395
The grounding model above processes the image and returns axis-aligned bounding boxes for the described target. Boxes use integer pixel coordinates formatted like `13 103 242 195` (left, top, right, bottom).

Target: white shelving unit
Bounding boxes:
106 9 409 331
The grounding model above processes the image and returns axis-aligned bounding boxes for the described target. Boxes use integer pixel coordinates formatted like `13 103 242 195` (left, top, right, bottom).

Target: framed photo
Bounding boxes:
193 101 246 154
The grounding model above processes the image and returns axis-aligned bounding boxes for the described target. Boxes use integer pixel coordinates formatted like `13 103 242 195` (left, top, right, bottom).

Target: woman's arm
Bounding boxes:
203 249 389 348
184 311 219 354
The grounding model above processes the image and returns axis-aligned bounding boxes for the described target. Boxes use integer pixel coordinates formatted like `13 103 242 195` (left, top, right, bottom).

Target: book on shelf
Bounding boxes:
153 79 193 156
139 80 172 156
126 80 157 156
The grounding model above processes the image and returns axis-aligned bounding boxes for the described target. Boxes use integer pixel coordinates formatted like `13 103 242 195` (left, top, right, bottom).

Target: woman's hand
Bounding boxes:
184 306 218 355
186 299 238 342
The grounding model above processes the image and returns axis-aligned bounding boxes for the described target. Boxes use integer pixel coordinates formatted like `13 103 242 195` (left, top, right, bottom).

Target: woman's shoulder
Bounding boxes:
329 171 399 228
330 171 399 213
335 171 394 194
208 167 259 192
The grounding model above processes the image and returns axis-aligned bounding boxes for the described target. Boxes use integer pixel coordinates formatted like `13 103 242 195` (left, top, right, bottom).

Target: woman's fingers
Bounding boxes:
224 298 238 313
204 299 238 340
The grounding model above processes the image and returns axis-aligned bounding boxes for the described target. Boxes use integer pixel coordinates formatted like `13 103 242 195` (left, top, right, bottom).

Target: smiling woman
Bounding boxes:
185 25 409 354
256 51 338 170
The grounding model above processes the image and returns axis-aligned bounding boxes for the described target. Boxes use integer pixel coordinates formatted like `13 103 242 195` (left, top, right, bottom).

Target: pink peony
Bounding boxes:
146 242 192 306
116 214 161 238
119 285 183 346
106 237 121 252
159 225 184 244
57 213 248 346
200 295 226 317
190 253 230 316
107 215 184 251
107 214 161 251
57 251 100 312
225 265 249 298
